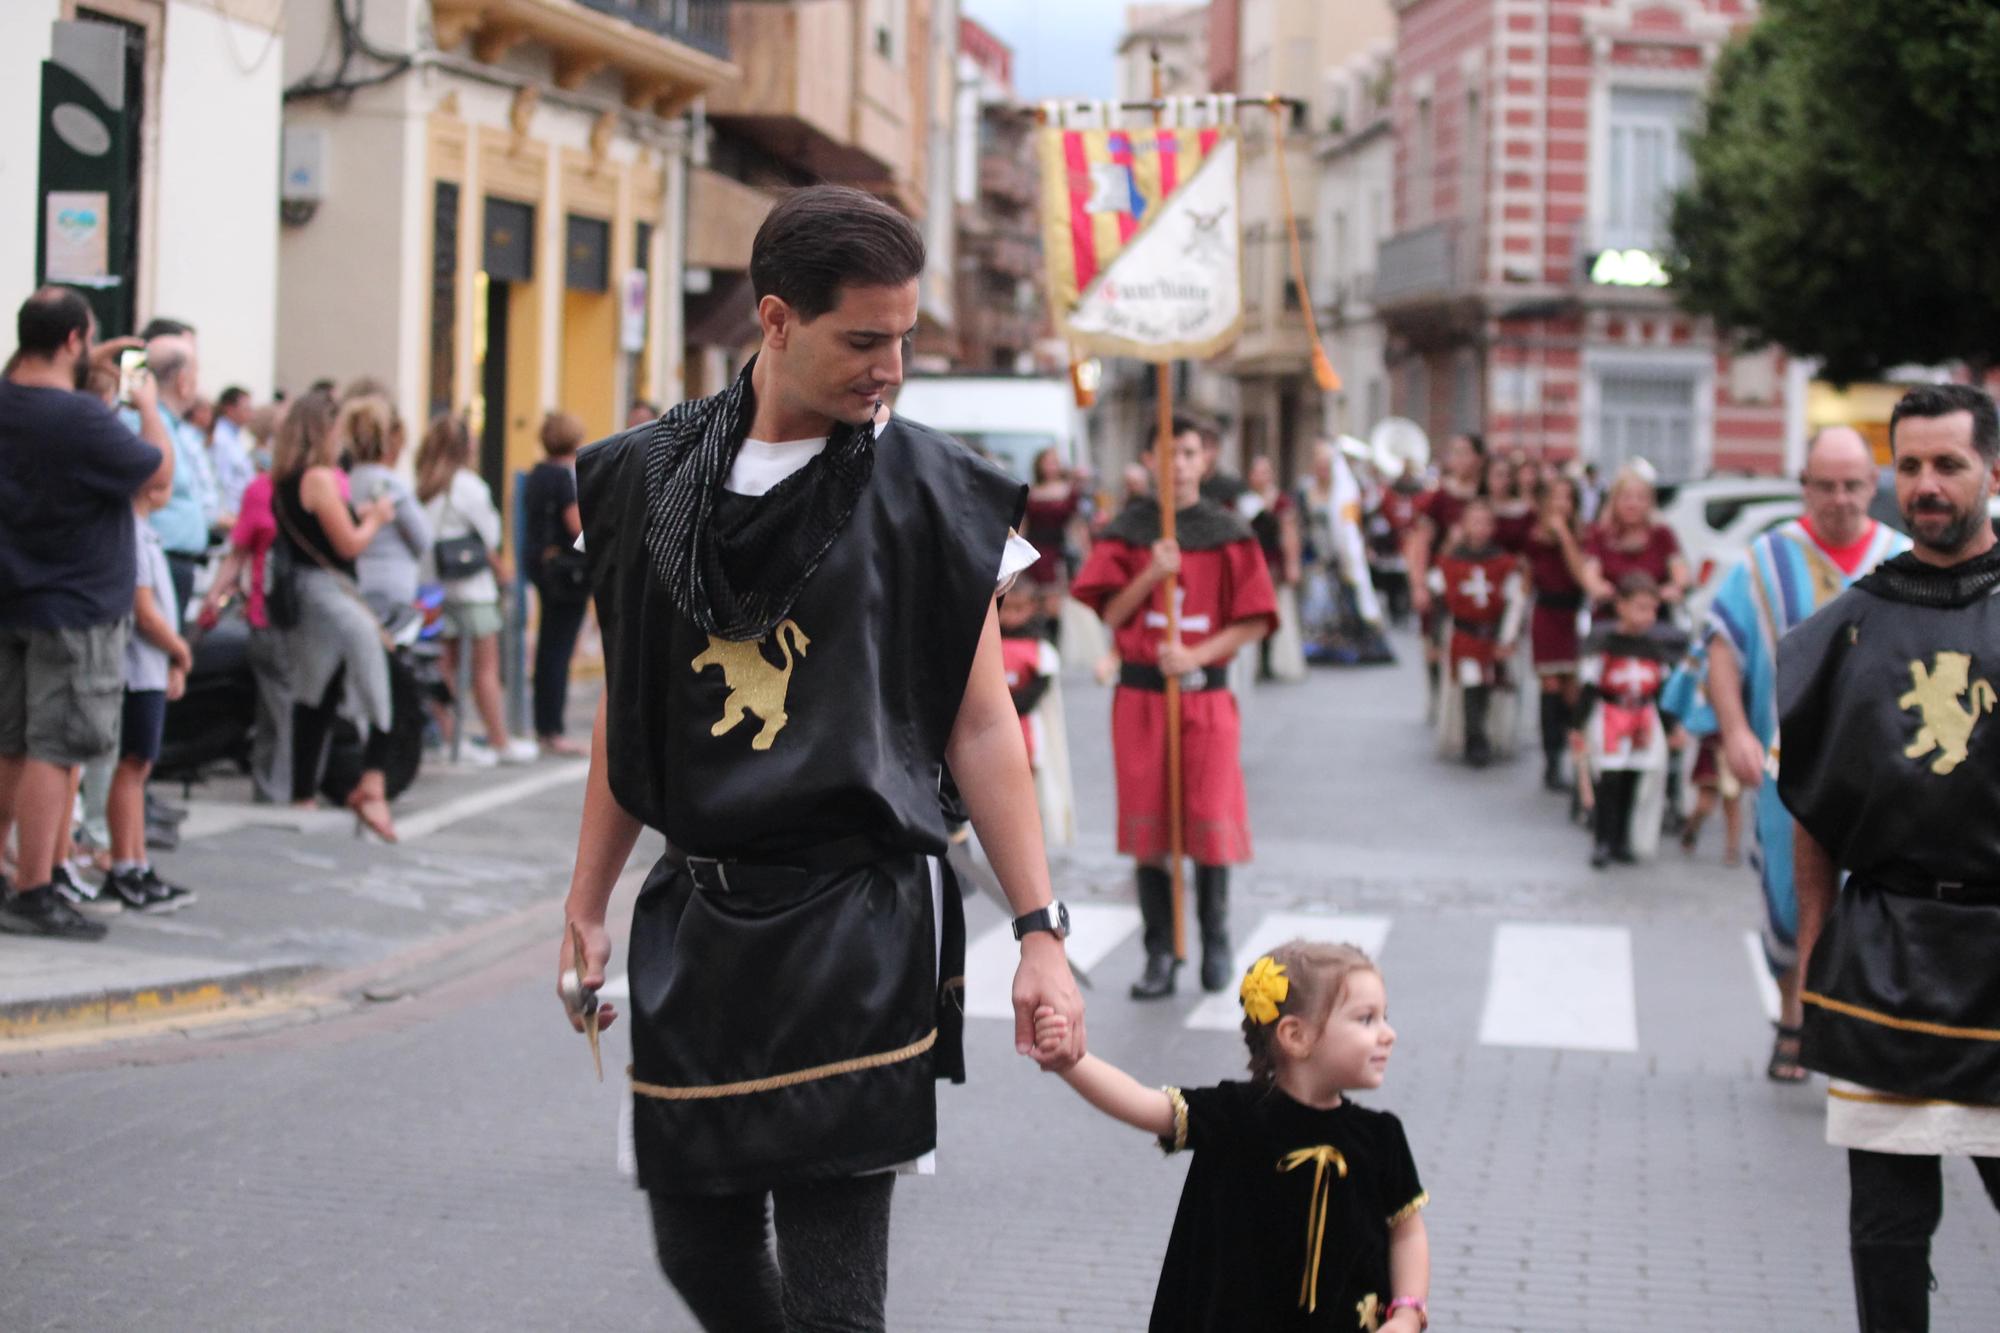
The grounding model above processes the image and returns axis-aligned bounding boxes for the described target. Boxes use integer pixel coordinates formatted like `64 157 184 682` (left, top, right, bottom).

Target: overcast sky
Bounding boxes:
962 0 1122 101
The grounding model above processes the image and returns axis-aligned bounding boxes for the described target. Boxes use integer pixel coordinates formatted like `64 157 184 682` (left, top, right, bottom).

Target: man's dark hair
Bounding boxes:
1170 412 1209 441
140 316 194 340
750 185 924 322
16 285 94 357
1890 383 1999 465
218 385 250 410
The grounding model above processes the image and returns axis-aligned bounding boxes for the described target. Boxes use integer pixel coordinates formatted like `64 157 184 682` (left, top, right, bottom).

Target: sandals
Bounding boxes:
1768 1023 1809 1083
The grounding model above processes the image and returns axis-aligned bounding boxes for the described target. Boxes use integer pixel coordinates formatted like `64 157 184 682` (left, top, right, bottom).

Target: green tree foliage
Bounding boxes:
1668 0 2000 383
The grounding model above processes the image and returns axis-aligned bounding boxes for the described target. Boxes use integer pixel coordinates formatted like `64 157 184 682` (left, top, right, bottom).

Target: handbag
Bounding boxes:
432 491 490 582
539 546 591 600
263 536 300 630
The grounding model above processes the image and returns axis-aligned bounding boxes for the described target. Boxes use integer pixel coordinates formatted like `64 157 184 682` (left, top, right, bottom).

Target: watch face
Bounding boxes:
1055 901 1071 935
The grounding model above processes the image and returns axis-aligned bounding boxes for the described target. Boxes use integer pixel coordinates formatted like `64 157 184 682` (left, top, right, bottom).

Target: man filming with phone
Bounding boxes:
0 286 174 940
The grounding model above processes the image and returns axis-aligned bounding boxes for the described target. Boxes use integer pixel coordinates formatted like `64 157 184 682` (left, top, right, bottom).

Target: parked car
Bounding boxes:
1682 498 1806 626
890 375 1091 480
1655 476 1802 594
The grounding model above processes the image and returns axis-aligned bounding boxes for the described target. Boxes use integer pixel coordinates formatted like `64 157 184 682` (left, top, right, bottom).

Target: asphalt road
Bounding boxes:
4 636 1997 1331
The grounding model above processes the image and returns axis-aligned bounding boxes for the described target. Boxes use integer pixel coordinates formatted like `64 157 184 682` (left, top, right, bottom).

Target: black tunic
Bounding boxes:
1777 552 2000 1102
577 416 1024 1195
1154 1083 1426 1332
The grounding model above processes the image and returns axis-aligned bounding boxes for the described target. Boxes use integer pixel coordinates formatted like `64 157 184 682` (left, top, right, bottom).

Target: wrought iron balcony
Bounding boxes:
1373 220 1473 309
576 0 730 61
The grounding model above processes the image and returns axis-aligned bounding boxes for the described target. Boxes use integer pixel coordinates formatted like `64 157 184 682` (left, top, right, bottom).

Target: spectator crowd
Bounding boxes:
0 286 598 941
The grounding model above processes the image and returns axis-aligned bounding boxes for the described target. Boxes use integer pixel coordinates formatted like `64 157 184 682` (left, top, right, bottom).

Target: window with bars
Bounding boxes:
1603 88 1696 251
1597 372 1698 481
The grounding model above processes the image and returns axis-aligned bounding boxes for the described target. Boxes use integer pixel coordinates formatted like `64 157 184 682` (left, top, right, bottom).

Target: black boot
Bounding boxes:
1540 695 1568 791
1590 772 1621 868
1610 772 1640 863
1195 865 1232 993
1852 1243 1933 1333
1463 685 1492 767
1424 659 1440 724
1130 865 1178 1000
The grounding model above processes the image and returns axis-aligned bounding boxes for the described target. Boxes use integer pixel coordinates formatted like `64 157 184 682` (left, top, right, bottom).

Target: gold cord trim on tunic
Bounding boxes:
1386 1190 1430 1228
628 1029 937 1101
1828 1086 1999 1110
1802 991 2000 1042
1158 1086 1190 1153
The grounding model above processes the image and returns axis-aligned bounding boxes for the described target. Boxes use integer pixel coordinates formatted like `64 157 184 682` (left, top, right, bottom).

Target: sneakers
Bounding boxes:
496 738 540 765
455 740 499 769
102 867 197 914
51 862 121 917
0 885 109 940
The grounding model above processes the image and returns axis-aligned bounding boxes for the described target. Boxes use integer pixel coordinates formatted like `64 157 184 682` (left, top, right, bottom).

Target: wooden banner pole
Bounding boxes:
1150 47 1188 964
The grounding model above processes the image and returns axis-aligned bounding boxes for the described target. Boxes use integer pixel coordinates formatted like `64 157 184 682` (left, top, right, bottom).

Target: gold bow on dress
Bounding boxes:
1278 1144 1348 1312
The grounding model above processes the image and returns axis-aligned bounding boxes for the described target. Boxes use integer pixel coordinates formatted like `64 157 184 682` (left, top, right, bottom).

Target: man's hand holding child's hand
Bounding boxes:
1033 1005 1073 1069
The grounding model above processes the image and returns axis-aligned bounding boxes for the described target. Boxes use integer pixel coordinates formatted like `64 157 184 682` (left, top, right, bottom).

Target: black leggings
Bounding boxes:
648 1172 894 1333
1850 1149 2000 1246
291 665 393 802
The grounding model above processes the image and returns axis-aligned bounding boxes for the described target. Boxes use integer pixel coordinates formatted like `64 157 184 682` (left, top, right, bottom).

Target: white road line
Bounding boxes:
1185 912 1393 1031
395 762 589 841
963 903 1142 1020
1743 931 1781 1024
1478 922 1638 1052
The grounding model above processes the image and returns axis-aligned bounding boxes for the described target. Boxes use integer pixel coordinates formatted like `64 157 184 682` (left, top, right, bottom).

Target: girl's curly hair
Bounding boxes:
1243 939 1379 1087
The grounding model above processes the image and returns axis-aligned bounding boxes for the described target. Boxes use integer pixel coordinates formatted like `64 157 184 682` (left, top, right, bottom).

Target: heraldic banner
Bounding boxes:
1036 122 1243 362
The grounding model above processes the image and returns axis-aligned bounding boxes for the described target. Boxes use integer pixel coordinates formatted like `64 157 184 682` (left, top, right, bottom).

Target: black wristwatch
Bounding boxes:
1011 900 1071 941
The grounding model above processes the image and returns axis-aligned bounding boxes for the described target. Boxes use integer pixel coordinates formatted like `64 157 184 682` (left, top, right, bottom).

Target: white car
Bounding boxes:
1681 497 1805 627
1655 477 1802 594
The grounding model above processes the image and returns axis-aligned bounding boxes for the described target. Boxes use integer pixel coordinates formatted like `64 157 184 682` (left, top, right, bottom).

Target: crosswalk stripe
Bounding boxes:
963 903 1143 1020
1185 911 1394 1031
1743 931 1780 1023
1478 922 1637 1052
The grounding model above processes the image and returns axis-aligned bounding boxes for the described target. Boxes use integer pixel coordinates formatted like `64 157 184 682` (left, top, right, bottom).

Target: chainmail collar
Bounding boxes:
1856 547 2000 609
641 356 875 641
1102 496 1254 550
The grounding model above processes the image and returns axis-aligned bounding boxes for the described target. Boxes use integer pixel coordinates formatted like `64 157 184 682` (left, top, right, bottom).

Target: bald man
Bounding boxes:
1701 427 1907 1080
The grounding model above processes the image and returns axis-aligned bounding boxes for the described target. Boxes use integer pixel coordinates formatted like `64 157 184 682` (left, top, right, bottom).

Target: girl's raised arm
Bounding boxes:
1035 1011 1177 1139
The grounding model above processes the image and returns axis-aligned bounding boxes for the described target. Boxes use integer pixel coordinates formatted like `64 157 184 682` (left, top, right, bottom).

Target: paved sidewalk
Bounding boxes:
0 701 601 1038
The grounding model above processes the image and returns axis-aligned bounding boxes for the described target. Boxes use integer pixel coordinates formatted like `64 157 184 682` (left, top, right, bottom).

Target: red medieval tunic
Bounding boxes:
1523 526 1585 673
1414 482 1478 636
1000 632 1048 764
1438 544 1519 686
1492 501 1536 554
1072 501 1279 866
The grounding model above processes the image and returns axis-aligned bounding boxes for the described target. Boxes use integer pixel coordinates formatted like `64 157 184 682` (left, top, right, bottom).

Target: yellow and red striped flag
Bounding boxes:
1036 122 1243 362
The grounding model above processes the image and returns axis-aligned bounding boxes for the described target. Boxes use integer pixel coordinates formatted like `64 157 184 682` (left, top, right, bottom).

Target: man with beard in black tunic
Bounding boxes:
1778 384 2000 1333
557 186 1086 1331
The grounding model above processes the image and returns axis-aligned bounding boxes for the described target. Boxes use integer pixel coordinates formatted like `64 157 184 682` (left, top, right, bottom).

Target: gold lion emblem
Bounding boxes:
690 619 810 751
1899 651 1996 776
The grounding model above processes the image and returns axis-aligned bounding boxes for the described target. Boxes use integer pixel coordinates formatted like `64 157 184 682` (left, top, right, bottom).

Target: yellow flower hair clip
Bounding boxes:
1240 955 1290 1025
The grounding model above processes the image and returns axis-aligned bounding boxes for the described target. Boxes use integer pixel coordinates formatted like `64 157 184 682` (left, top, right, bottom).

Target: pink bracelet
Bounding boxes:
1386 1296 1428 1329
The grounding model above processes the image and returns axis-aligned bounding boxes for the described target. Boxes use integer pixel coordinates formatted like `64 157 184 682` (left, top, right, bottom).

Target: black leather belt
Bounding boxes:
1452 619 1500 639
664 835 887 898
1119 663 1230 693
1869 870 2000 906
1537 591 1584 611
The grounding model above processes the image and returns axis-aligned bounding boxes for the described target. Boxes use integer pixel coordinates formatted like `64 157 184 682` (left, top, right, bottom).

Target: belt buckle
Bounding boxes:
686 855 732 893
1179 669 1206 692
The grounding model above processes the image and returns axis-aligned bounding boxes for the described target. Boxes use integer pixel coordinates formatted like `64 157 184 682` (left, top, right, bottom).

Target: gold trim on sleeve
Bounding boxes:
629 1029 937 1101
1828 1086 2000 1110
1386 1191 1430 1227
1158 1086 1190 1153
1802 991 2000 1042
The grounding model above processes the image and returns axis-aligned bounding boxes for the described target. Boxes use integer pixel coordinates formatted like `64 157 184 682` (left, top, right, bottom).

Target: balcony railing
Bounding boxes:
1373 220 1472 308
979 153 1037 209
577 0 730 60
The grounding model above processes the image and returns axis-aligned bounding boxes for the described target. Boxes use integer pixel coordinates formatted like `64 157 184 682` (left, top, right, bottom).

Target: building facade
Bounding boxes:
950 16 1044 374
1377 0 1805 480
1314 36 1397 444
277 0 730 509
2 0 285 396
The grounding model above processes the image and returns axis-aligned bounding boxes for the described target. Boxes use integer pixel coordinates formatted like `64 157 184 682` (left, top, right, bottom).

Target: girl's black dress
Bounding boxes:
1153 1082 1427 1332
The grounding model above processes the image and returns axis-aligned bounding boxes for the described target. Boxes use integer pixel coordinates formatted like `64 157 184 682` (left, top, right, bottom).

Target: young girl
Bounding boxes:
1035 942 1431 1331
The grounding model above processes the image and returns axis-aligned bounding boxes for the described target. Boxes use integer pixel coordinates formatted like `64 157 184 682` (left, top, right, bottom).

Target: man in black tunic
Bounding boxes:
559 187 1086 1330
1778 384 2000 1333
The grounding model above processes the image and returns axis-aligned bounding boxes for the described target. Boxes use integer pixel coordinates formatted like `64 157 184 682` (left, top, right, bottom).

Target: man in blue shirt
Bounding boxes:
0 287 172 939
138 333 216 616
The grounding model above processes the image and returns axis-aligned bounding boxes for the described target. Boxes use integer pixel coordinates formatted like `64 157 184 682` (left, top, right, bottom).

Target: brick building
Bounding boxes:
1376 0 1808 480
950 16 1045 373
